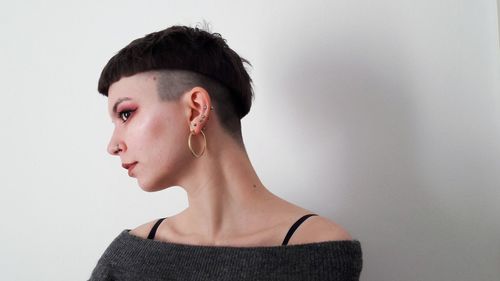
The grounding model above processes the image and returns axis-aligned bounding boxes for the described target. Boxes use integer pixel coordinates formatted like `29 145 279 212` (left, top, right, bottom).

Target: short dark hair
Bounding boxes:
97 25 254 146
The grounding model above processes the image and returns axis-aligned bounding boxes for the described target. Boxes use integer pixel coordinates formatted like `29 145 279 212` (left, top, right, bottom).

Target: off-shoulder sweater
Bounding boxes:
88 216 363 281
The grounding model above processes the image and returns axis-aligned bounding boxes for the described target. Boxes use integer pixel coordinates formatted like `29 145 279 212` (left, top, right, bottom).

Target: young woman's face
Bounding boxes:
107 72 192 191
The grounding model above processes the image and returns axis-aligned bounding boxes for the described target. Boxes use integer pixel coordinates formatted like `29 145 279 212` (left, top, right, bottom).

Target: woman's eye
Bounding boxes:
118 110 134 123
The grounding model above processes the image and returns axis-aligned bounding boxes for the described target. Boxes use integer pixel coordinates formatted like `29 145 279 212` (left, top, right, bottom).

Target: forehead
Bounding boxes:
107 72 158 111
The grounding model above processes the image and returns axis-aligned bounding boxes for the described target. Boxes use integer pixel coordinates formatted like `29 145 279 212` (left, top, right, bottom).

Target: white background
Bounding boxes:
1 1 499 280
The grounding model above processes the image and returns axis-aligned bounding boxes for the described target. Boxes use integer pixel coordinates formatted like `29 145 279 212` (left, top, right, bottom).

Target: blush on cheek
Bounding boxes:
140 106 185 153
136 110 164 136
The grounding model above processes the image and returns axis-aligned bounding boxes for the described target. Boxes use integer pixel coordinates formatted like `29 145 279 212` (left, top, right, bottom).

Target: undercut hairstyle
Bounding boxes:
97 25 254 147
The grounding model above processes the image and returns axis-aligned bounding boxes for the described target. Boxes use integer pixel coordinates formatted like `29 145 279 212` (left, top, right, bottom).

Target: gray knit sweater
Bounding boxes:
88 229 363 281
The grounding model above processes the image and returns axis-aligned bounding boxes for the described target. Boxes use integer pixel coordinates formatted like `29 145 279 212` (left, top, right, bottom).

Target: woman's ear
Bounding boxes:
184 86 212 134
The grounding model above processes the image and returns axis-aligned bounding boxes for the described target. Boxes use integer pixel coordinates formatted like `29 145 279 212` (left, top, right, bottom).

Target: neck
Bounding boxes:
176 134 279 244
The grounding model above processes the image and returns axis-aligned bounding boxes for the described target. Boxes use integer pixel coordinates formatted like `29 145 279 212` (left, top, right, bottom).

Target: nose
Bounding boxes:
107 141 122 155
107 131 126 156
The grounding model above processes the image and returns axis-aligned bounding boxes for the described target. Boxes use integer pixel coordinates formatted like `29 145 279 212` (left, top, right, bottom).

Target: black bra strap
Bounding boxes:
282 214 318 246
147 217 167 240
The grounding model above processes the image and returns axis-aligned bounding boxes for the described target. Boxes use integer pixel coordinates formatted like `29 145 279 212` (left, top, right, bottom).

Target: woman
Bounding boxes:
89 25 362 281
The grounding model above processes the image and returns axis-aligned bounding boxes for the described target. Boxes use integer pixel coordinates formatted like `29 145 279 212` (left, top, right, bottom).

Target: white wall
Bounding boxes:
1 1 498 280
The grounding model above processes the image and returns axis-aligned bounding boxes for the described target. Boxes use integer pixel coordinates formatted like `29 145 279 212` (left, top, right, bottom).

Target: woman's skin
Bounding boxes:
107 71 352 247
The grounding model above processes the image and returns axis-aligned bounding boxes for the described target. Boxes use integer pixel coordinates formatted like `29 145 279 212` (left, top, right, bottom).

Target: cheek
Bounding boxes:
134 111 186 158
133 113 166 147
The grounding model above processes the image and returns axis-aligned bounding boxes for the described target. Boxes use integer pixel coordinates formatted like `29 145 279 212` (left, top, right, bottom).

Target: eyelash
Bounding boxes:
118 109 135 123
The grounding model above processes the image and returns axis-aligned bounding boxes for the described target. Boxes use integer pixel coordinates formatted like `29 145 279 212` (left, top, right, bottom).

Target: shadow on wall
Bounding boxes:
275 30 498 280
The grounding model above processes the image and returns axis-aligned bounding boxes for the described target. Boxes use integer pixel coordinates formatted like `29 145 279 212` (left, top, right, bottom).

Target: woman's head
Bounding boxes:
98 25 254 146
100 25 254 190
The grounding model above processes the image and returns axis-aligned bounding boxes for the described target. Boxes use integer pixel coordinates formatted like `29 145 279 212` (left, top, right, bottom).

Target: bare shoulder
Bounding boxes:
287 214 354 244
128 219 160 239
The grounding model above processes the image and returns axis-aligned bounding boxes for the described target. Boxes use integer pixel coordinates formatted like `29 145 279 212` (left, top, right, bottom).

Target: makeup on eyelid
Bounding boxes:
116 102 135 113
111 104 134 124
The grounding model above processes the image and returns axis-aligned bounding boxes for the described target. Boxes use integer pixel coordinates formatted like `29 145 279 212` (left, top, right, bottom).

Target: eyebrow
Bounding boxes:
112 97 132 115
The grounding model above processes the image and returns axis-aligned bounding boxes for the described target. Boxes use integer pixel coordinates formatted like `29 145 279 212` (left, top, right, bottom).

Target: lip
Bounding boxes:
122 162 137 169
122 162 138 176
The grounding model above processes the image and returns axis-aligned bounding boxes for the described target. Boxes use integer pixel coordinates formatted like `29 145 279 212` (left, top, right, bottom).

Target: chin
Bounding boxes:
137 178 169 192
136 178 158 192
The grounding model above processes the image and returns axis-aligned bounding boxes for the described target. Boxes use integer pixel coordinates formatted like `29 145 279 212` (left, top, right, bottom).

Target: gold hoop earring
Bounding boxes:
188 129 206 158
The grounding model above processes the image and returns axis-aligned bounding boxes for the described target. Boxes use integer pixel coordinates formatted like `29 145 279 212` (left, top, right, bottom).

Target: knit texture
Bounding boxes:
88 229 363 281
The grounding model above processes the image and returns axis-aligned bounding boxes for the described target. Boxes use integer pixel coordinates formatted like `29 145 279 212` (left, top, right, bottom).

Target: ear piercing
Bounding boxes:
192 106 213 130
188 129 206 158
